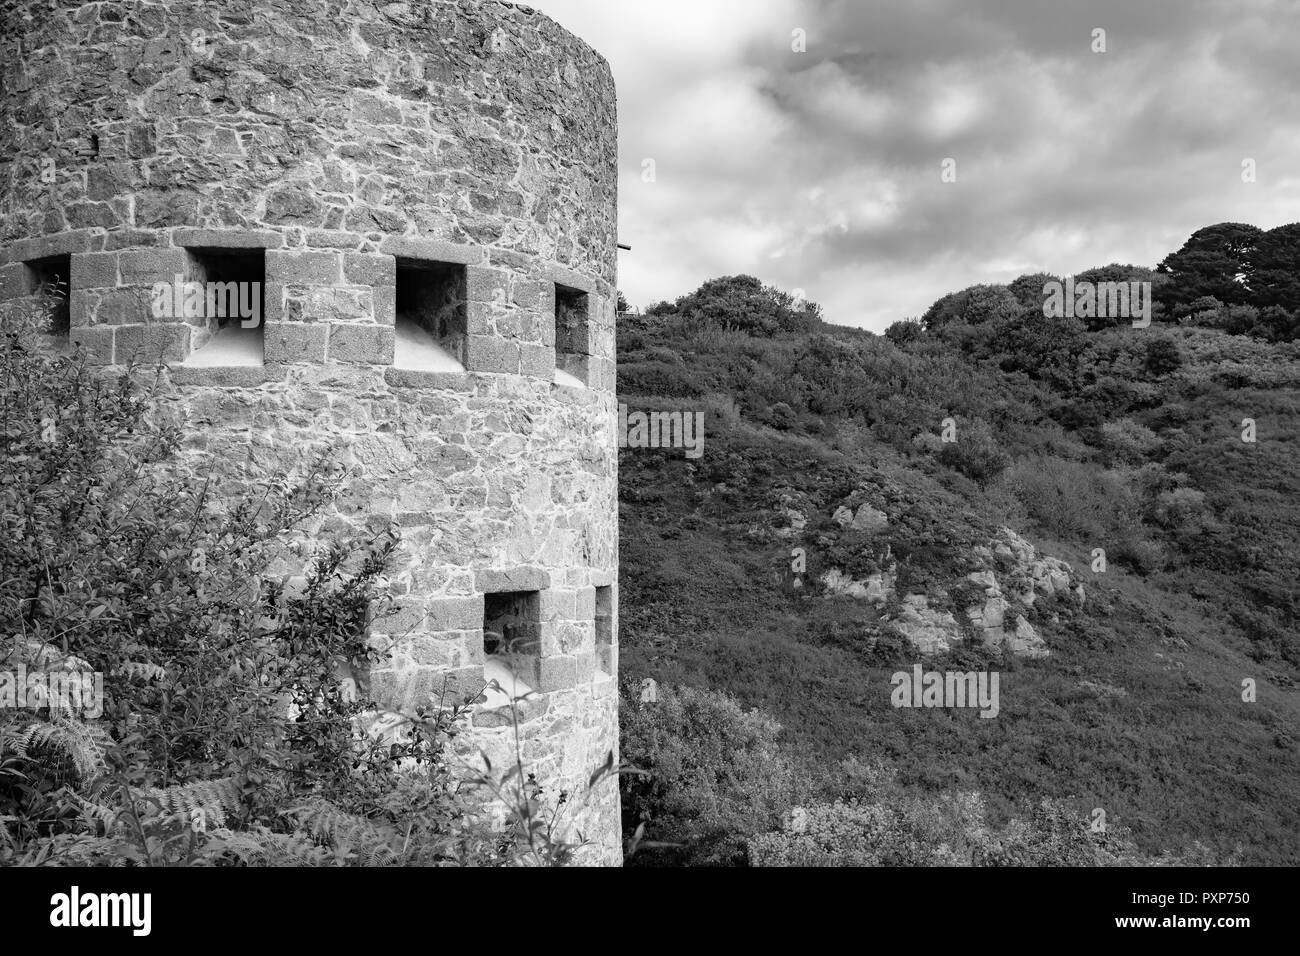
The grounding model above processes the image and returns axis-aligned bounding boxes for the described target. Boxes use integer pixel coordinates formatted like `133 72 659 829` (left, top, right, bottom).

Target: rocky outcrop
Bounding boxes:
993 529 1082 609
821 566 895 606
1007 615 1049 658
881 528 1080 659
889 594 964 654
778 508 808 537
832 503 889 533
813 507 1079 661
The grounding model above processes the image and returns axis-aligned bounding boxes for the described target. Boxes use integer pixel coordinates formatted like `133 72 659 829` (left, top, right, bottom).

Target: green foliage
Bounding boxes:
1007 272 1062 311
1250 222 1300 313
921 283 1021 332
616 261 1300 866
0 304 592 867
749 791 991 866
935 418 1010 484
1144 336 1183 375
884 318 923 345
1097 418 1161 463
619 680 798 865
749 769 1228 866
1157 222 1262 312
1070 264 1169 331
996 456 1143 554
745 760 1227 866
1157 222 1300 339
646 274 822 338
1180 300 1299 342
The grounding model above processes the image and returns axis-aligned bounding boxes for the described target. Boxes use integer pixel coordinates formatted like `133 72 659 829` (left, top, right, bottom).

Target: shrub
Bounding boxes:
1007 272 1063 311
748 791 992 866
749 789 1222 867
765 402 798 431
1144 336 1183 375
921 284 1021 332
1099 418 1162 463
619 680 798 865
935 418 1011 484
664 275 822 338
998 455 1141 544
884 318 923 345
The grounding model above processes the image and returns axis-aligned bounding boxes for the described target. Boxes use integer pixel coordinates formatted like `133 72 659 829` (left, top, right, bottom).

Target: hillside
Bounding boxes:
615 268 1300 866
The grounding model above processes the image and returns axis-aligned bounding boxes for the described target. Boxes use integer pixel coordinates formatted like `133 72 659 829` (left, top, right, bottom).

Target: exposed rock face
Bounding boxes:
820 501 893 603
996 528 1081 608
832 502 889 533
966 592 1011 637
0 0 621 863
885 528 1080 659
889 594 963 654
1007 615 1049 658
821 567 895 606
779 508 808 536
960 529 1082 657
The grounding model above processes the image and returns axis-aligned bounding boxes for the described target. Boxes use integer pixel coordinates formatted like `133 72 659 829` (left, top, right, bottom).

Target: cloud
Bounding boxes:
529 0 1300 330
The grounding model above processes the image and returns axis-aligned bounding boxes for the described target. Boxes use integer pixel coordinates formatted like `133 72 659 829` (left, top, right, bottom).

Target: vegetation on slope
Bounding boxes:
616 223 1300 866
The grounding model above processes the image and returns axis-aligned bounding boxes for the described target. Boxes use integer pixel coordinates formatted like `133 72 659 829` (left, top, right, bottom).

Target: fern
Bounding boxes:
136 777 242 831
2 716 109 780
113 661 167 682
14 832 132 867
74 796 123 837
291 799 403 864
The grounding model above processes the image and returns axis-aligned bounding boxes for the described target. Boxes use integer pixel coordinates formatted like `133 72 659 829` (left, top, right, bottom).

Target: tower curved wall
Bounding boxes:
0 0 621 863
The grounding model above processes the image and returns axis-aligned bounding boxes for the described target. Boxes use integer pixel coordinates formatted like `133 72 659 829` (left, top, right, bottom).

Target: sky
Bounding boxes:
527 0 1300 331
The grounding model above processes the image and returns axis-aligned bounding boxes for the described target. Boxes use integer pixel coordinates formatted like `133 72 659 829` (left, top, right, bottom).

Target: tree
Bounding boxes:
1071 264 1169 330
1251 223 1300 314
920 284 1021 332
665 275 821 337
981 307 1087 387
1156 222 1262 313
884 318 924 345
1008 272 1063 311
1254 305 1300 342
1144 336 1182 376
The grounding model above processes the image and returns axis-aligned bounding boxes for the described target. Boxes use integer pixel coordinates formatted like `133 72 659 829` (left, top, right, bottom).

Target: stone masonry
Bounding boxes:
0 0 622 863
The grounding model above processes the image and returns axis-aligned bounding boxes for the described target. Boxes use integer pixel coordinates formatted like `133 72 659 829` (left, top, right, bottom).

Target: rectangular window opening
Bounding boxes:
483 589 542 697
595 585 614 676
24 255 71 335
395 258 466 371
182 248 265 367
554 283 589 387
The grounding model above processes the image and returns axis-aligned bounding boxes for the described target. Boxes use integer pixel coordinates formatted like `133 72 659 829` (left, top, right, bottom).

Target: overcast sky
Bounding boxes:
527 0 1300 331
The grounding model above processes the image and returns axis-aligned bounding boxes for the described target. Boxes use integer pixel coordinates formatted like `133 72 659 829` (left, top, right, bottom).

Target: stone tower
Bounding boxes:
0 0 621 862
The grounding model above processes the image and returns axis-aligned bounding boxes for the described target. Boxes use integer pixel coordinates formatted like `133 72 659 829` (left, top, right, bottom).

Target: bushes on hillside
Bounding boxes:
646 275 822 338
1099 418 1162 464
995 456 1142 551
749 787 1222 867
884 317 923 344
749 792 991 866
619 680 798 865
934 418 1011 484
921 284 1021 332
